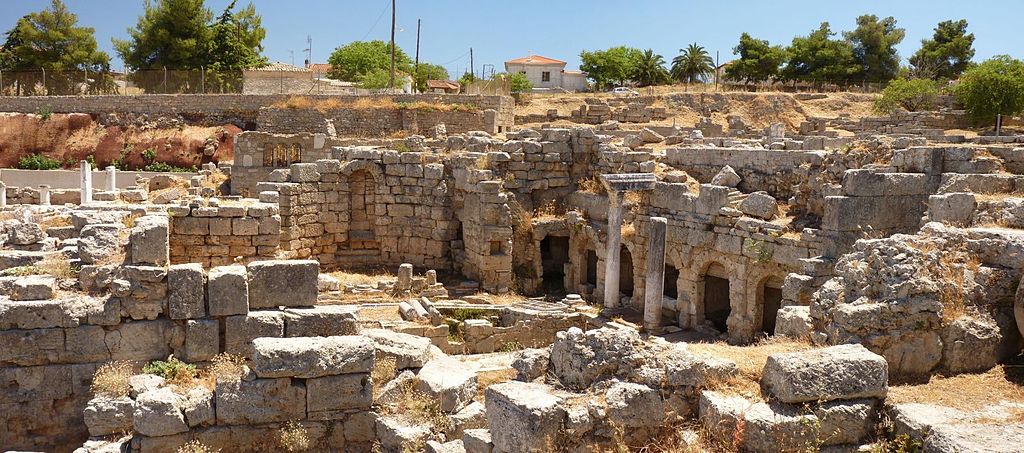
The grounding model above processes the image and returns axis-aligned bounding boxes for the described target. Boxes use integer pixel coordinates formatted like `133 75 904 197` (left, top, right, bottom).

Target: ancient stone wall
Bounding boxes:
257 106 501 136
167 202 281 267
0 94 514 131
665 147 823 199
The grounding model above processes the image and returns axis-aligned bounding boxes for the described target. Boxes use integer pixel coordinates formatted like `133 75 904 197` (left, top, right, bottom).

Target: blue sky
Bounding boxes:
2 0 1022 78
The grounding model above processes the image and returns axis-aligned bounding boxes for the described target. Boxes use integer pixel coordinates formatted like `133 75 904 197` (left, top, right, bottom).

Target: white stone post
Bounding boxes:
643 217 668 333
105 166 117 192
604 191 623 308
80 160 93 204
39 185 50 206
0 182 6 208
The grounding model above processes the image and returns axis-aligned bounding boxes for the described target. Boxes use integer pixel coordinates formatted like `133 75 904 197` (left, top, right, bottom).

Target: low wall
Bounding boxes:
0 169 197 190
665 147 823 199
257 106 501 136
168 203 282 267
0 94 514 132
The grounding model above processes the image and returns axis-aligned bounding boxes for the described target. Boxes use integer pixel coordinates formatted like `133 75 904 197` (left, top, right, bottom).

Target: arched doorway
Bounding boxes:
347 169 378 250
703 263 731 332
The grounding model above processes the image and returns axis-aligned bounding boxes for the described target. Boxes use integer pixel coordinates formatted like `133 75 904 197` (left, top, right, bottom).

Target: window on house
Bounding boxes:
541 71 551 82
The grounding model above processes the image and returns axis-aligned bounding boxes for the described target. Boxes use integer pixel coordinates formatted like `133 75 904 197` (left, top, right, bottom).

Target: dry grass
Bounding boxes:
621 222 637 239
909 240 982 324
888 365 1024 412
91 361 134 398
687 337 813 399
372 355 398 399
330 269 395 287
357 305 404 322
577 177 604 194
176 440 220 453
201 353 247 389
37 253 79 279
533 199 562 221
37 215 71 230
379 379 450 434
469 291 528 306
476 368 516 399
277 420 311 452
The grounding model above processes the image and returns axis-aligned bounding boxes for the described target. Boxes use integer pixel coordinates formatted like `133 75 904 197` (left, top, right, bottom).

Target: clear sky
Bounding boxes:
2 0 1022 78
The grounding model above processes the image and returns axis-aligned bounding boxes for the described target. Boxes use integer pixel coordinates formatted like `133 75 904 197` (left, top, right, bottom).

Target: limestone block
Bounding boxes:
79 224 122 265
449 400 487 439
10 275 55 301
247 260 319 308
738 191 778 220
639 128 664 143
940 314 1002 374
362 328 433 369
207 265 248 316
511 348 549 381
251 336 374 378
416 355 478 413
762 344 888 403
105 320 177 362
130 215 169 266
133 387 188 437
8 222 46 245
377 415 432 452
181 386 215 427
284 305 359 337
774 306 812 339
344 411 378 443
426 440 467 453
463 429 493 453
84 396 134 436
605 382 665 428
289 163 321 182
485 381 565 452
225 311 285 356
711 165 741 187
129 374 165 398
167 263 205 319
215 377 306 425
306 373 373 419
318 273 340 292
183 319 219 362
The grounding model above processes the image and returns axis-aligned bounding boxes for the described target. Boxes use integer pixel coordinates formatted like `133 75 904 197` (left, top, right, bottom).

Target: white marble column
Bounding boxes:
105 166 117 192
643 217 668 333
603 191 623 308
80 160 93 204
39 185 50 206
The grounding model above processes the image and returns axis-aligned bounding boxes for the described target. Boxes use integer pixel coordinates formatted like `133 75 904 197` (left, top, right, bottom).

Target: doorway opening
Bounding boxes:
540 236 569 294
703 264 730 332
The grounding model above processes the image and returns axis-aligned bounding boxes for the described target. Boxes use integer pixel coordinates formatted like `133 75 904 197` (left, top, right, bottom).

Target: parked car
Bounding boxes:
611 87 639 96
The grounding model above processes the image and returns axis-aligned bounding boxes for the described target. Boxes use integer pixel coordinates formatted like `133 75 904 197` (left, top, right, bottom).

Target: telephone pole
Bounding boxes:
388 0 396 91
414 18 421 92
469 47 474 80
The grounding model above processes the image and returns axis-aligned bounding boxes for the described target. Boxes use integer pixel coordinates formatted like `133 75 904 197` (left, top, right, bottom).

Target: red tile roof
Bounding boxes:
307 63 333 73
505 55 566 66
427 80 460 90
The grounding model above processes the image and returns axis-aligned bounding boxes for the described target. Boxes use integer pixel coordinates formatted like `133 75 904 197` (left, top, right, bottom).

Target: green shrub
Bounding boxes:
142 148 157 163
17 154 62 170
954 55 1024 125
144 162 197 173
36 106 53 121
874 78 940 114
142 356 197 384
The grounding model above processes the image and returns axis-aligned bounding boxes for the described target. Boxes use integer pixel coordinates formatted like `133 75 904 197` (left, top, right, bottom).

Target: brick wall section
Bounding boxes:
0 94 514 130
168 202 281 266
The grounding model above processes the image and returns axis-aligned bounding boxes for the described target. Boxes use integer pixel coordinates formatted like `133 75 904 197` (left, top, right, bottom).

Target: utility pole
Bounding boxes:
388 0 396 91
715 51 720 92
470 47 474 80
414 18 421 92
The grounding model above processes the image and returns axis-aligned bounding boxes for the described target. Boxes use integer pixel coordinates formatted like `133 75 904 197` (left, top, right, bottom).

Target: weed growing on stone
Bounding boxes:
143 356 197 387
204 353 247 384
382 379 450 434
371 355 398 399
176 440 220 453
277 420 311 452
37 253 79 279
90 361 134 397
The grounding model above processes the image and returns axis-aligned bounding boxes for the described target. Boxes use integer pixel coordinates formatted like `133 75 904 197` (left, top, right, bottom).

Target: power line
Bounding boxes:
360 0 390 41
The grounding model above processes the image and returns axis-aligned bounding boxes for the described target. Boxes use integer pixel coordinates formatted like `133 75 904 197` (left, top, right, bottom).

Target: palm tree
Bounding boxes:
671 43 715 84
631 49 670 87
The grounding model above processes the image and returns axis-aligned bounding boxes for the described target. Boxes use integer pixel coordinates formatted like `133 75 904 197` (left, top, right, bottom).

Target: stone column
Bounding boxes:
80 160 92 204
603 191 623 308
105 166 117 192
643 217 668 333
0 182 6 208
39 185 50 206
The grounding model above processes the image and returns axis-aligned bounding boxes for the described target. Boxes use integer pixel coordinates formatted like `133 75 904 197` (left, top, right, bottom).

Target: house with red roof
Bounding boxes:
504 55 588 92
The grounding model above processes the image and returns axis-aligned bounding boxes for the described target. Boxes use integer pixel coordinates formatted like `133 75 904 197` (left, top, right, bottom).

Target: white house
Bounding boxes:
504 55 588 92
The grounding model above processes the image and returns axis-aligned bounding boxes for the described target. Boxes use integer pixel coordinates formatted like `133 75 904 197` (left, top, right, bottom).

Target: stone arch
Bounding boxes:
340 161 385 252
697 260 732 333
568 226 600 297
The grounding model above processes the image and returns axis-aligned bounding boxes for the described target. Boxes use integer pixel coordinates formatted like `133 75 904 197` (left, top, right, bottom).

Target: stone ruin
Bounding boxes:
1 99 1024 452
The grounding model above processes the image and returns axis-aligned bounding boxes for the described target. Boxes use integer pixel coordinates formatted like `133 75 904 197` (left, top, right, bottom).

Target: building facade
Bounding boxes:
504 55 588 92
